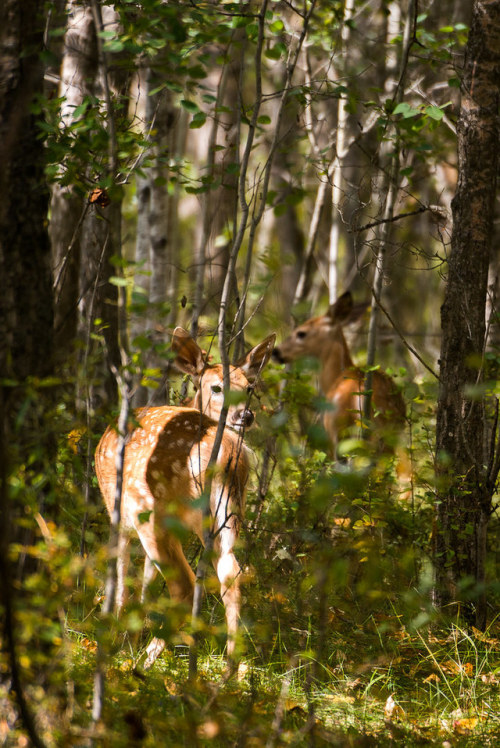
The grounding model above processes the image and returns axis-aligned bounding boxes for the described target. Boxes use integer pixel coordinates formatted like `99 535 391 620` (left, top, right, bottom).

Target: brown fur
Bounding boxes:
273 292 406 453
95 327 275 666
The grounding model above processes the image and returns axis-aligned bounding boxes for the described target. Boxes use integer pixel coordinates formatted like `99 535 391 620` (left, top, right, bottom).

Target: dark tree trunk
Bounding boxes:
0 3 54 745
434 0 500 628
0 1 54 381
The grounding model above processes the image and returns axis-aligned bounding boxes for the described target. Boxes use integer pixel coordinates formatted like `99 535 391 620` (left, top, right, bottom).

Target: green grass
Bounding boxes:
12 616 496 746
2 602 499 746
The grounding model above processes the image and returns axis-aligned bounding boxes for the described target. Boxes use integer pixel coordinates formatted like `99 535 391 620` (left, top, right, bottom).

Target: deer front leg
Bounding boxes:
216 537 242 659
140 554 157 604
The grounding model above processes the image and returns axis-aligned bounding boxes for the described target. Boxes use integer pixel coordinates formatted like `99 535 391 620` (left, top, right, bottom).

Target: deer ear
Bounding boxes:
239 334 276 383
327 291 353 324
172 327 205 379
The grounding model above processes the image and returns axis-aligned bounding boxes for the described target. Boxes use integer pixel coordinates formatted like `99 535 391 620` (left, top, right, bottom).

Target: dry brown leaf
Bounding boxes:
345 677 363 692
237 662 250 680
393 628 411 641
472 626 498 645
453 717 478 735
333 517 351 528
441 660 473 676
80 638 97 653
384 695 405 721
441 660 461 675
322 694 355 705
423 673 440 683
481 672 499 685
164 677 179 695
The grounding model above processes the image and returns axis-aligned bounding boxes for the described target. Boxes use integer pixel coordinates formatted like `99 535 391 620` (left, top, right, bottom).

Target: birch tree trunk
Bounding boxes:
132 63 181 406
78 6 128 403
434 0 500 628
363 0 415 421
50 1 97 354
327 0 354 304
202 43 243 313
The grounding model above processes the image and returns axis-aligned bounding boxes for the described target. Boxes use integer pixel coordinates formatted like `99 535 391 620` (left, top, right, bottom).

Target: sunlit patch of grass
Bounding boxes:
58 615 500 746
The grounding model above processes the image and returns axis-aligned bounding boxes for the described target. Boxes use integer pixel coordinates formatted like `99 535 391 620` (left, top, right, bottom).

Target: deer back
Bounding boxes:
95 406 249 545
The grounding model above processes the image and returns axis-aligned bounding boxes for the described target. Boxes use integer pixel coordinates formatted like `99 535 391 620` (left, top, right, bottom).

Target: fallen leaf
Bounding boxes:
453 717 478 735
441 660 461 675
238 662 250 680
472 627 498 645
333 517 351 528
164 677 179 695
80 638 97 653
423 673 440 683
384 695 405 721
322 694 355 705
481 672 499 685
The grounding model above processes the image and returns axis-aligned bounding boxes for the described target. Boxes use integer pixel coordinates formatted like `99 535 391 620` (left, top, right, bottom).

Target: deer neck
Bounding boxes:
318 334 354 394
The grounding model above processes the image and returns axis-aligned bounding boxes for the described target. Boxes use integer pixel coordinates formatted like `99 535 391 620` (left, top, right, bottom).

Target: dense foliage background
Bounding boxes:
1 0 499 745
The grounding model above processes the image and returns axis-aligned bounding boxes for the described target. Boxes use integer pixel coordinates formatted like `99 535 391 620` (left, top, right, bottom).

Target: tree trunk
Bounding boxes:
0 1 54 381
434 0 500 628
0 3 54 744
50 1 97 355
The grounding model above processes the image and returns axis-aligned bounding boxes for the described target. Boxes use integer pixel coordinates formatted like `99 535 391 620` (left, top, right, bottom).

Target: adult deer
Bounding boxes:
95 327 275 666
272 291 406 455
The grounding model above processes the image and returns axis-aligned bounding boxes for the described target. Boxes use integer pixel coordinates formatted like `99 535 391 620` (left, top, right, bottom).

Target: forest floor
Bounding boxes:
2 613 499 746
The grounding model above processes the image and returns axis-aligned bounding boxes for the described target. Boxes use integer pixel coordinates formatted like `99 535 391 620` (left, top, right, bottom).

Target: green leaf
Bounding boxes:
189 112 207 129
148 84 166 96
180 99 199 112
257 115 272 125
187 65 206 79
109 276 128 287
73 103 88 119
104 39 125 52
269 20 284 32
265 43 286 60
393 102 420 119
425 105 444 121
225 162 240 175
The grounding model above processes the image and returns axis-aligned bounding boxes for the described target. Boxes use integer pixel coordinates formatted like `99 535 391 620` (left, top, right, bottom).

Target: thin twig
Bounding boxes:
371 287 439 380
350 205 441 233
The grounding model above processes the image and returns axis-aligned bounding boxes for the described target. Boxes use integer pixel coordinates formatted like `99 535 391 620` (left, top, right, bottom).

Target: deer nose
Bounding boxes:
234 408 254 429
272 347 285 364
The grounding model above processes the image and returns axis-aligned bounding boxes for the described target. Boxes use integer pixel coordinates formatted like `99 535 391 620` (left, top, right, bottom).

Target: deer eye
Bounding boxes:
211 385 222 394
296 330 307 340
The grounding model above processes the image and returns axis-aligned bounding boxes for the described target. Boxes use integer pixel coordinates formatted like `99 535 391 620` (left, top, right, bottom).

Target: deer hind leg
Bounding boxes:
135 525 196 669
